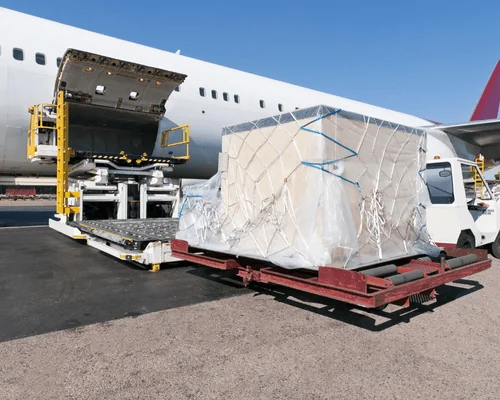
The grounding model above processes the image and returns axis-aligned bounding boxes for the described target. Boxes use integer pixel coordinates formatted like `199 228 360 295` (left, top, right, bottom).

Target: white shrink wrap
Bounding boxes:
177 105 435 270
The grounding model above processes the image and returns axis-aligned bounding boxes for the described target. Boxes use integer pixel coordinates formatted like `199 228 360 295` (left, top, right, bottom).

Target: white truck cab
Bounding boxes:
426 157 500 256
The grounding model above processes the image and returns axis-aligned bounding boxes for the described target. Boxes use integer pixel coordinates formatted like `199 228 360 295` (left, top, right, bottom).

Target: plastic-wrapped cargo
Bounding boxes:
177 105 436 270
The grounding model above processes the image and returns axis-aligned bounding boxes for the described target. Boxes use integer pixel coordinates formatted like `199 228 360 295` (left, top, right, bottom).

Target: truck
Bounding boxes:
425 120 500 256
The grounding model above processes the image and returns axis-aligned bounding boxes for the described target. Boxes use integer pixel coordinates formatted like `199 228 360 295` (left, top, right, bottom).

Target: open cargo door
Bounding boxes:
54 48 187 156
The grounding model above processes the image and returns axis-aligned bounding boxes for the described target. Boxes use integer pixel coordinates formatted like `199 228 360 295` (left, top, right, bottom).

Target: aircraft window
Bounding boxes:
260 100 265 108
223 92 229 102
57 57 62 67
278 104 283 112
36 53 46 65
13 48 23 61
295 107 299 110
234 94 240 104
211 90 217 99
199 87 205 97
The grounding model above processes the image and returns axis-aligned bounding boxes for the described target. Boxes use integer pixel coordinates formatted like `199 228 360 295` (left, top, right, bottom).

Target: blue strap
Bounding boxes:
300 109 361 193
178 194 203 218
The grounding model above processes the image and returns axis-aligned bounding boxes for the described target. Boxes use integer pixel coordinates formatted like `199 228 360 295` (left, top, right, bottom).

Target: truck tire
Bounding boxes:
490 233 500 258
456 232 475 249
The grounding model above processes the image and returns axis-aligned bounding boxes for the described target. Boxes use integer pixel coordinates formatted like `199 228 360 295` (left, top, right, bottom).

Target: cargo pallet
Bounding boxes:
171 240 491 309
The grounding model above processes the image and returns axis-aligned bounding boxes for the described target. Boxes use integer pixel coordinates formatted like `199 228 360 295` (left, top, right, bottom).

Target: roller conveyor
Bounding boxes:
70 218 179 250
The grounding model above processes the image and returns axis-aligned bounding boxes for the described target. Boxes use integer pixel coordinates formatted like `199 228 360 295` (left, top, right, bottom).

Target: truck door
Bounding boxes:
460 162 497 246
426 161 471 247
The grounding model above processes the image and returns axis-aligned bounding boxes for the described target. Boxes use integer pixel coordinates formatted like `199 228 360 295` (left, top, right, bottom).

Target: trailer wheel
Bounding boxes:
456 232 475 249
490 233 500 258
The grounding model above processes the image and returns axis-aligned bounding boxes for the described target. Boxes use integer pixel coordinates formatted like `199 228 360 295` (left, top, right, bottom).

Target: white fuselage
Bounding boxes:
0 7 469 179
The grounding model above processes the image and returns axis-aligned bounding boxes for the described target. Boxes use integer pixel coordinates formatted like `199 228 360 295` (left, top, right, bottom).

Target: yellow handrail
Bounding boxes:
160 124 190 160
27 103 57 159
474 156 485 199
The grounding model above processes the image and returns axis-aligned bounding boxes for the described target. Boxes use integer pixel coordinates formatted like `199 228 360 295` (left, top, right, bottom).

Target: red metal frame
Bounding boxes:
434 242 456 249
171 240 491 309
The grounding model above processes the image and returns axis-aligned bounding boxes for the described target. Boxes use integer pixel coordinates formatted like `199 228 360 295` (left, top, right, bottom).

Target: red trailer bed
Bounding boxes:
171 240 491 309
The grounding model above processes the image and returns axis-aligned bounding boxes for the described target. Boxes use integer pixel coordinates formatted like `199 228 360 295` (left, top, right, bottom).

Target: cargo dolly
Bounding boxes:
27 49 190 270
171 240 491 309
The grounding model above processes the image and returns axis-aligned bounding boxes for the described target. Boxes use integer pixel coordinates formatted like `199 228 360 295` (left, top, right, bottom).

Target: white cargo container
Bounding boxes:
177 105 436 270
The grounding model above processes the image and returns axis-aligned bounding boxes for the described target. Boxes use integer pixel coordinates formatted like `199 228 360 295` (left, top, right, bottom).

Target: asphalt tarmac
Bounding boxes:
0 203 54 227
0 226 248 342
0 204 498 399
0 261 498 400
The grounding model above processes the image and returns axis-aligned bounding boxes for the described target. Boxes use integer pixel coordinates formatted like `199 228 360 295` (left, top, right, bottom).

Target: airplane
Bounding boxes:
470 61 500 121
0 6 498 184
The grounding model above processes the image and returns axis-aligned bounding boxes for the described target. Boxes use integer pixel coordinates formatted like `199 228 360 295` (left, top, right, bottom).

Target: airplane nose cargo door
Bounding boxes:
54 49 187 156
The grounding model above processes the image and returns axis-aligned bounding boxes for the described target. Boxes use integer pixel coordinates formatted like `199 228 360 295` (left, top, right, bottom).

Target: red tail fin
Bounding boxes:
470 61 500 121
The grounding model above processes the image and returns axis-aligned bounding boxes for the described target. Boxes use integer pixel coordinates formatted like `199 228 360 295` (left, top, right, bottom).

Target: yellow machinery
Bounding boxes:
28 93 75 216
27 48 191 271
27 103 57 160
28 91 190 218
473 155 485 198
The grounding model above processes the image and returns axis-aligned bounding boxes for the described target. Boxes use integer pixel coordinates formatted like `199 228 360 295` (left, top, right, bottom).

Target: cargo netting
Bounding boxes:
177 105 437 270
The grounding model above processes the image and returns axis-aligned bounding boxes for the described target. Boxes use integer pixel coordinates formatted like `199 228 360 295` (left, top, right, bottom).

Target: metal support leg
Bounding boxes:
171 178 181 218
56 91 69 216
68 181 83 222
117 183 128 219
139 183 148 219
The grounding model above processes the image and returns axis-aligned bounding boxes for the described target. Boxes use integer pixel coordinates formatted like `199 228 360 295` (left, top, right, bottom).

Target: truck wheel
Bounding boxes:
456 232 475 249
490 233 500 258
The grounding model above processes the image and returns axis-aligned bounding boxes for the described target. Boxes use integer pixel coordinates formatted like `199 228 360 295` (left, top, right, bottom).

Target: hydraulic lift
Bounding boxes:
27 49 190 270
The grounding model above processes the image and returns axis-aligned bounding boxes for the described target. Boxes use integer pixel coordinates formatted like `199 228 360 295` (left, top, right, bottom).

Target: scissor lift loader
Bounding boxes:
27 49 190 270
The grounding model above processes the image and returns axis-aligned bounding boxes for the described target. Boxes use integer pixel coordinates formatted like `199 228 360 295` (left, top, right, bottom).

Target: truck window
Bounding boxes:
426 162 454 204
461 163 492 201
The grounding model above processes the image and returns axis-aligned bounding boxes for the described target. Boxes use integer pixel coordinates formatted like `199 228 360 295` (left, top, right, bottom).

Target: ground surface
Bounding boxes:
0 227 248 342
0 206 499 399
0 200 54 227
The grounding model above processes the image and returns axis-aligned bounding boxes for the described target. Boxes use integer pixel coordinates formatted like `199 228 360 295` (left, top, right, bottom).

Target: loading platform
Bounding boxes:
70 218 179 250
67 218 180 270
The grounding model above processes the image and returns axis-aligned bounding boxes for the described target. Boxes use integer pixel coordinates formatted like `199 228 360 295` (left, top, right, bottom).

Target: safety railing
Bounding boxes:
27 103 57 159
474 156 485 199
160 124 190 160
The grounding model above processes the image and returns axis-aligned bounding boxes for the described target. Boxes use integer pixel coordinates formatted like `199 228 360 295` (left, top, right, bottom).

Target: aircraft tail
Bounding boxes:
470 61 500 121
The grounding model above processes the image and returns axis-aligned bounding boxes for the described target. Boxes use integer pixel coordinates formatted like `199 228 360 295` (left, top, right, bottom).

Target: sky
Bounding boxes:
2 0 500 124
